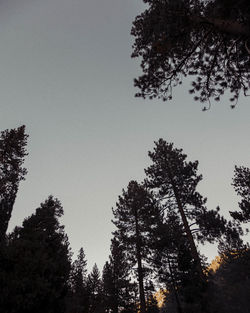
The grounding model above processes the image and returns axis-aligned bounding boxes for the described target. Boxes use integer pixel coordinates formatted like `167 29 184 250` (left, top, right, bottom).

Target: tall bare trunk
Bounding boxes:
167 168 204 280
135 209 146 313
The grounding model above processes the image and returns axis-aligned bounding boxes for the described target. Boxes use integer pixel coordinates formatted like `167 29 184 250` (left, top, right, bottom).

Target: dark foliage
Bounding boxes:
112 180 161 313
131 0 250 108
0 125 28 240
145 139 243 312
0 125 247 313
207 248 250 313
230 165 250 222
66 248 89 313
0 196 71 313
146 139 241 251
102 237 136 313
87 263 103 313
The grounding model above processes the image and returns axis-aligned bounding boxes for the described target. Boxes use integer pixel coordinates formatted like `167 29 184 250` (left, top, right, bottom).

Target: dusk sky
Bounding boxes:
1 0 249 271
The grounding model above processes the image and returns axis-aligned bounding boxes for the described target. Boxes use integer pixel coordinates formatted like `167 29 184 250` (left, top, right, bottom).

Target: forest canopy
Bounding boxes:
131 0 250 109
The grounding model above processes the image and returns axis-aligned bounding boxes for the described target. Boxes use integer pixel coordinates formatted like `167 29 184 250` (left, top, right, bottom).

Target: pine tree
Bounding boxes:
102 260 115 312
87 263 103 313
1 196 71 313
230 165 250 223
0 125 28 240
67 247 89 313
131 0 250 107
145 139 243 312
146 140 239 277
112 180 161 313
153 211 190 313
102 237 136 313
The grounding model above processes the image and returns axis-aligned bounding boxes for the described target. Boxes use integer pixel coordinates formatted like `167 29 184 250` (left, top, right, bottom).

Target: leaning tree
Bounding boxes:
145 139 241 280
131 0 250 109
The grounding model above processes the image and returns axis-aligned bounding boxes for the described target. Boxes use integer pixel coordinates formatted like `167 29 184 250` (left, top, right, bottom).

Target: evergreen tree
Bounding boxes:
0 196 71 313
67 247 89 313
0 125 28 240
207 248 250 313
112 180 161 313
102 260 115 312
131 0 250 108
87 263 103 313
145 139 238 280
153 212 190 313
230 165 250 223
102 237 136 313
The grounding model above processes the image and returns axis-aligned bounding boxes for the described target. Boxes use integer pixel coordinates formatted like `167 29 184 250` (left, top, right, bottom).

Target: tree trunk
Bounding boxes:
135 209 146 313
0 199 14 241
167 168 204 280
167 253 183 313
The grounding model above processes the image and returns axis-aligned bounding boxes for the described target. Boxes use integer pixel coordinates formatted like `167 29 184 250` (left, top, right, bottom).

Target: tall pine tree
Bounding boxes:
102 237 136 313
87 263 103 313
67 247 89 313
145 139 235 280
112 180 161 313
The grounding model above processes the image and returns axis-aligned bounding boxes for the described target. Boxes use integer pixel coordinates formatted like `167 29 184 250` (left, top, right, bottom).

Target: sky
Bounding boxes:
0 0 249 271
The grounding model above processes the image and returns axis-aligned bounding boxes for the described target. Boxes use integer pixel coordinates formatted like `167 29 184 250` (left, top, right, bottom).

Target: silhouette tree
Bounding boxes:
87 263 103 313
102 261 115 312
145 139 238 280
153 212 191 313
207 248 250 313
0 125 28 240
102 237 137 313
131 0 250 108
67 247 89 313
112 181 161 313
1 196 71 313
230 165 250 223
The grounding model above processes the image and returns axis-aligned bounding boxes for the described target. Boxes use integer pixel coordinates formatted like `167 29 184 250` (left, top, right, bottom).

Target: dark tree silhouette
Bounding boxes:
112 181 161 313
0 125 28 240
153 212 191 313
1 196 71 313
207 248 250 313
230 165 250 223
87 263 103 313
67 248 89 313
102 261 115 312
145 139 239 280
131 0 250 108
102 237 136 313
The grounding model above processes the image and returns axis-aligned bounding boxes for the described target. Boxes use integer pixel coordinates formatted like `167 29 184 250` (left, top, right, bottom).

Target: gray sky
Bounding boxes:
1 0 249 271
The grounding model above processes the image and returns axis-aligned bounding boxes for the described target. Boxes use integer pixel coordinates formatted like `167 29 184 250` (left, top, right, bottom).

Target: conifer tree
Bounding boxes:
131 0 250 108
102 237 136 313
112 180 161 313
102 260 115 312
0 125 28 240
1 196 71 313
87 263 103 313
230 165 250 223
67 247 89 313
153 211 189 313
145 139 234 279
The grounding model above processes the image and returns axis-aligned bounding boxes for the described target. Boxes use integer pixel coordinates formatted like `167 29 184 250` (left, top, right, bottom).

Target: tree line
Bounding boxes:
0 126 249 313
